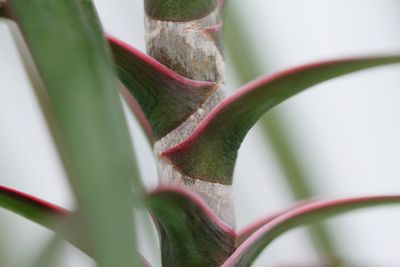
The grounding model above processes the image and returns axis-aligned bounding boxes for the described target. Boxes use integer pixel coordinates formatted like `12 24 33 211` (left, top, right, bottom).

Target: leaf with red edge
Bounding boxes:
0 185 91 254
147 187 235 267
223 195 400 267
0 185 153 266
108 36 218 141
162 56 400 184
0 184 68 229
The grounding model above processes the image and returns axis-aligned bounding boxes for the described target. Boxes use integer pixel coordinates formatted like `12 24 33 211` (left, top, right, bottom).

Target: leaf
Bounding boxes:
236 211 291 247
144 0 217 22
236 200 330 247
0 185 153 266
147 187 235 267
224 5 342 264
0 184 96 256
7 1 143 266
108 36 218 141
0 185 68 230
162 56 400 184
223 195 400 267
0 185 87 254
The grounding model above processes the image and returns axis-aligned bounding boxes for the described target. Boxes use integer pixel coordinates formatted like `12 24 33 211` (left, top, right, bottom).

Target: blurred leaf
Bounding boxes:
224 195 400 267
0 185 153 266
162 56 400 184
32 236 64 267
109 36 218 141
144 0 217 21
224 5 342 264
0 185 68 233
7 0 143 266
148 187 235 267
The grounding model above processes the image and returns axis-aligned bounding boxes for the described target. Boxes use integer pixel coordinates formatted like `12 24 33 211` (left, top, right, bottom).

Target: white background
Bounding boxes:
1 0 400 266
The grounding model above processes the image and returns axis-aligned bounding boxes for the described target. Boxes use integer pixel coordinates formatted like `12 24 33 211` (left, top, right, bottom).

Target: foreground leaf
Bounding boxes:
148 187 235 267
223 195 400 267
7 0 142 266
162 56 400 184
109 36 218 141
144 0 217 21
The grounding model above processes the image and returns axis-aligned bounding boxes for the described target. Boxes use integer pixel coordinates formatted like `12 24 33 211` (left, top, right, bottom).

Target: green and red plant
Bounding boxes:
1 0 400 266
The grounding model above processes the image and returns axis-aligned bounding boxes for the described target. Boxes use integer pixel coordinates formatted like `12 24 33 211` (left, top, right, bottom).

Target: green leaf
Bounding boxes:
31 236 64 267
162 56 400 184
224 4 341 263
0 185 68 232
7 0 143 266
0 185 152 266
148 187 235 267
144 0 217 22
0 185 92 256
223 195 400 267
109 36 218 141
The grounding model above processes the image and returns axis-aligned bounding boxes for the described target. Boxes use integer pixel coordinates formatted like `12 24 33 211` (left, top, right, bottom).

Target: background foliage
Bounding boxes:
1 0 400 266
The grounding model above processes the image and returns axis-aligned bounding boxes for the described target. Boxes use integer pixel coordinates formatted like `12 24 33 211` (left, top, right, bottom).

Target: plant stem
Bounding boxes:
144 2 235 227
224 3 343 266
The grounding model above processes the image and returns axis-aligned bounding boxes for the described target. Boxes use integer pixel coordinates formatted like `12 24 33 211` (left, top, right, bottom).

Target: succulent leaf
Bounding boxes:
162 56 400 184
0 184 68 228
223 195 400 267
0 185 91 254
0 185 153 266
144 0 217 22
109 36 218 141
148 187 235 267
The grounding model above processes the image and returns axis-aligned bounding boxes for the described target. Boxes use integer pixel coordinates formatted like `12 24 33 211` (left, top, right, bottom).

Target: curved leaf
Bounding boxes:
0 185 153 266
235 200 330 247
144 0 217 22
0 184 68 228
108 36 218 141
223 195 400 267
225 5 342 263
162 56 400 184
0 184 94 255
147 187 235 267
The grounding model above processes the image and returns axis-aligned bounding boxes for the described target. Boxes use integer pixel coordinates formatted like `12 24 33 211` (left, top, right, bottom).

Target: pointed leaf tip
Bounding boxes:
224 195 400 267
148 187 235 267
108 36 218 141
162 55 400 184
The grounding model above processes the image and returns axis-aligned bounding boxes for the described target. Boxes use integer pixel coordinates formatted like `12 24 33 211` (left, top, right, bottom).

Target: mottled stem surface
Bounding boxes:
145 6 235 227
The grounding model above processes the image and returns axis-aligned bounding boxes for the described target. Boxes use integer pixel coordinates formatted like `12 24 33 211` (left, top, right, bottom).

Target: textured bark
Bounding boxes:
145 6 235 227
